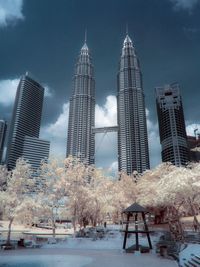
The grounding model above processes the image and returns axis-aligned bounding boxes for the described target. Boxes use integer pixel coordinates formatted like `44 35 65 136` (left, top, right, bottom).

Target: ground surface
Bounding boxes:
0 220 199 267
0 248 178 267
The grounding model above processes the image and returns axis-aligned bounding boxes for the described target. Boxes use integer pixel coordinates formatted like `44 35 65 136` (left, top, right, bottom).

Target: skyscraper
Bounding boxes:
22 136 50 174
117 34 150 174
67 39 95 165
156 83 189 166
0 120 7 164
6 73 45 170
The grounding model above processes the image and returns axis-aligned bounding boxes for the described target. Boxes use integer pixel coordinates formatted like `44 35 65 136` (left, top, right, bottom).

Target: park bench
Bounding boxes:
24 240 42 248
180 254 200 267
184 233 200 244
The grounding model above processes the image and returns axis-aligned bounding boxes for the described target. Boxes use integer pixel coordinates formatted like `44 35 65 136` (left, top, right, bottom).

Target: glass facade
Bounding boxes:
0 120 7 164
117 35 150 174
6 74 45 170
67 42 95 165
156 83 189 166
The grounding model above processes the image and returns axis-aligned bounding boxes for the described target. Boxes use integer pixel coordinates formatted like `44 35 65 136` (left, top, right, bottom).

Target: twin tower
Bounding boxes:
67 33 150 174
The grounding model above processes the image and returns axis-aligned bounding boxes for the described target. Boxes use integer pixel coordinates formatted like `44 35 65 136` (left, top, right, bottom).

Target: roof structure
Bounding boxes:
81 42 89 52
123 202 147 213
123 34 132 47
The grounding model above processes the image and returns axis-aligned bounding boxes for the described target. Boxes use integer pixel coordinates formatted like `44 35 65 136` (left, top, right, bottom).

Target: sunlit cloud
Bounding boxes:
170 0 199 11
0 78 19 106
0 0 24 27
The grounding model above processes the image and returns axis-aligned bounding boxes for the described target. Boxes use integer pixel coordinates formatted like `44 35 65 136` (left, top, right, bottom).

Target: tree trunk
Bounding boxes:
167 206 184 242
52 223 56 238
6 217 14 246
72 204 77 234
51 208 56 239
72 219 76 233
188 200 200 232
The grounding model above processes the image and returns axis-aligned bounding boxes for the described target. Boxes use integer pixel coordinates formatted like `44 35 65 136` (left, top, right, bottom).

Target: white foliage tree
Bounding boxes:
0 158 34 246
110 172 139 223
86 168 114 227
36 158 66 239
0 165 8 190
143 163 200 240
60 157 92 231
157 164 200 232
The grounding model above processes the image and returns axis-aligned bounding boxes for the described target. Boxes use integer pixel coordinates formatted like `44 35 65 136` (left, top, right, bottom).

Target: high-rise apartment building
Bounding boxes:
6 73 46 170
156 83 189 166
0 120 7 164
117 34 150 174
67 40 95 165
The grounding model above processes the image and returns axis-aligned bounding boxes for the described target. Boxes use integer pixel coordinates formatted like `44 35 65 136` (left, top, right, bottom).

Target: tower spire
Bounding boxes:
123 28 132 47
126 23 128 35
84 28 87 44
81 29 89 53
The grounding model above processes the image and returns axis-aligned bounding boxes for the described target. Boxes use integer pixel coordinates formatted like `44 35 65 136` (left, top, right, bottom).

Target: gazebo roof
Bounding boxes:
123 203 147 213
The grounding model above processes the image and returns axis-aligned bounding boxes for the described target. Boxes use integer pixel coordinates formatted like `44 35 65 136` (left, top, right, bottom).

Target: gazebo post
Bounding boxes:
135 213 139 251
123 213 130 249
122 203 153 253
142 212 152 249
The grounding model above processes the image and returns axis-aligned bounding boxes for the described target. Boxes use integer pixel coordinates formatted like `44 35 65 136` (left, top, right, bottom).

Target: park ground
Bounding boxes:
0 220 199 267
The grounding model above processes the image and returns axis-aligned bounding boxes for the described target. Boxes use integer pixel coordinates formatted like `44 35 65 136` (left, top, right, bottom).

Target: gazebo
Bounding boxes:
122 202 152 252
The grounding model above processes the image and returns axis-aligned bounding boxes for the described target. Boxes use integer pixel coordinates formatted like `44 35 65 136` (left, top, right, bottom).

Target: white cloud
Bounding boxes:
42 95 161 170
0 0 24 27
40 103 69 157
95 95 117 127
91 95 118 170
107 161 118 177
0 78 19 106
186 123 200 136
43 85 53 98
146 109 161 168
41 103 69 139
170 0 199 11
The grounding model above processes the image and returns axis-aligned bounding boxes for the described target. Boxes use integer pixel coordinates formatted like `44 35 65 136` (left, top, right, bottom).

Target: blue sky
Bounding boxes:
0 0 200 173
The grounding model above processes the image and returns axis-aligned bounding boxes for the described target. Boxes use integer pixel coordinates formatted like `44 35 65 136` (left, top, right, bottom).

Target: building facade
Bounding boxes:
156 83 189 166
117 34 150 174
0 120 7 164
6 73 45 170
67 41 95 165
22 136 50 174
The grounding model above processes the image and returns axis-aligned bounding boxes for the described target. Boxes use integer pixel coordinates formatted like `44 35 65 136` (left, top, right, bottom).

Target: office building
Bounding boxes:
117 34 150 174
67 39 95 165
156 83 189 166
6 73 45 170
0 120 7 164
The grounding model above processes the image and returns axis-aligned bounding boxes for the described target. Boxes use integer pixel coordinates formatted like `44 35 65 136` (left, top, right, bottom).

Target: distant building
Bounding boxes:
187 135 200 162
156 83 189 166
117 33 150 174
0 120 7 164
66 39 95 165
6 73 49 170
22 136 50 174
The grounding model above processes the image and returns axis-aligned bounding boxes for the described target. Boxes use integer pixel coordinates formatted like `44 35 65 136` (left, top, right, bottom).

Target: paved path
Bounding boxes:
0 248 178 267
